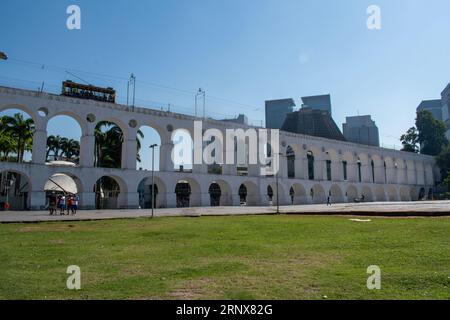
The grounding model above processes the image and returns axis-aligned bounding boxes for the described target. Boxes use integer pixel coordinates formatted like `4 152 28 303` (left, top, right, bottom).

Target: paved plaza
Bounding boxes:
0 201 449 223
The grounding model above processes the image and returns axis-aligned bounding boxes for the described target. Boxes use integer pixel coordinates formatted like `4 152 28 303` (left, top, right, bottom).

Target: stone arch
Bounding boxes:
93 175 126 209
0 104 38 123
46 111 87 136
238 181 259 206
210 179 233 206
137 176 167 209
174 178 201 207
386 185 399 202
289 183 307 205
346 185 358 202
0 169 31 210
45 115 83 164
136 125 162 171
310 184 326 204
94 120 126 169
361 186 373 202
329 184 344 203
0 107 36 163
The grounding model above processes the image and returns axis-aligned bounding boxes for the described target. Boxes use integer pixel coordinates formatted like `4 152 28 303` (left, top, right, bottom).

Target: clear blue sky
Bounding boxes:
1 0 450 154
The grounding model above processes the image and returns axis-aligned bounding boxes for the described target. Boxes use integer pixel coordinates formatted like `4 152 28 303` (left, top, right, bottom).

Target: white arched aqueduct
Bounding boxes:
0 86 438 210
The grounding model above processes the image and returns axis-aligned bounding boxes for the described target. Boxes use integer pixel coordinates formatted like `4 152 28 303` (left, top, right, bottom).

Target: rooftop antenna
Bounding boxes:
195 88 206 118
127 73 136 111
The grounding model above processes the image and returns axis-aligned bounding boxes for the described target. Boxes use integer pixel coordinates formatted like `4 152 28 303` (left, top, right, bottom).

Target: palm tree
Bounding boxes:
4 113 35 163
94 121 144 168
46 135 60 160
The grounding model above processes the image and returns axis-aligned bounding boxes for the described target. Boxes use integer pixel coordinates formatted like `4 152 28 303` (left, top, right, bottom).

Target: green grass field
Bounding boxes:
0 215 449 300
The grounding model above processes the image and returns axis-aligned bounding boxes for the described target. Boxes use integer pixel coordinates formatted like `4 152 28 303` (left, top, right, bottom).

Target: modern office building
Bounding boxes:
417 99 443 121
281 108 346 141
301 94 332 115
441 83 450 139
416 82 450 140
265 98 296 129
342 115 380 147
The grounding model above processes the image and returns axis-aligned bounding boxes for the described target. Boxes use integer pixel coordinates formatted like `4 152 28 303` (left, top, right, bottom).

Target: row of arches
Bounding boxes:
282 144 434 186
0 169 434 211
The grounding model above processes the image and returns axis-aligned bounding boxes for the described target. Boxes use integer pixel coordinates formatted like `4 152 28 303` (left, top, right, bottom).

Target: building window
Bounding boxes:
357 158 362 182
326 160 332 181
307 151 314 180
287 146 295 179
371 160 375 182
343 161 348 181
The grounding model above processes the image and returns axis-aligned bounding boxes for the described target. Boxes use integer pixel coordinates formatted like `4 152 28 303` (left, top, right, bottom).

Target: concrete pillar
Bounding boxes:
79 192 95 210
278 155 288 178
374 165 385 184
80 135 95 167
313 159 324 181
201 193 211 207
294 158 304 179
118 192 139 209
386 167 397 184
30 191 46 210
166 192 177 208
122 139 137 170
32 129 47 165
347 162 358 182
407 167 416 185
361 164 372 183
331 160 342 181
160 141 174 172
232 194 241 206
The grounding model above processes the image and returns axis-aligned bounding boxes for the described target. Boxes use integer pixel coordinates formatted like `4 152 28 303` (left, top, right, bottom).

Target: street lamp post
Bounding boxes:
149 144 158 218
275 152 282 214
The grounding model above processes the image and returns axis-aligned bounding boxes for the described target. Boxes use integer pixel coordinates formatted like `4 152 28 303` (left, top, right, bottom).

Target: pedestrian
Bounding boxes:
59 195 66 215
71 195 79 215
49 194 56 215
67 196 73 215
327 196 331 206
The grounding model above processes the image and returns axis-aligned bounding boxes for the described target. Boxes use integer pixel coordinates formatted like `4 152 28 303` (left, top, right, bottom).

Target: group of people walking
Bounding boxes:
49 194 79 215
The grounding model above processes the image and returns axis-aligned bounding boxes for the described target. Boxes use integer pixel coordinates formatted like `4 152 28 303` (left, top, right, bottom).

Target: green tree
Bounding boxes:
416 110 448 156
3 113 35 162
400 127 419 153
436 145 450 181
94 121 144 168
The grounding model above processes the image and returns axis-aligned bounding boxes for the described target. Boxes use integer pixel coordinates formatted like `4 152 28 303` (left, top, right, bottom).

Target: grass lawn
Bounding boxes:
0 215 449 300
